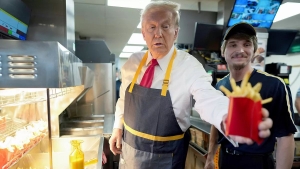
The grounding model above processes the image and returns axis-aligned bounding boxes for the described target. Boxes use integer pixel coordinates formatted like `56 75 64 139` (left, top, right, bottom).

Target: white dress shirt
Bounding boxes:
114 46 233 144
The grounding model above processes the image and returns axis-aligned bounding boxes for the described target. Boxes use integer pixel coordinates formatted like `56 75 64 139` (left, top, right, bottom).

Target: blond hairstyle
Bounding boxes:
221 33 258 55
140 1 180 28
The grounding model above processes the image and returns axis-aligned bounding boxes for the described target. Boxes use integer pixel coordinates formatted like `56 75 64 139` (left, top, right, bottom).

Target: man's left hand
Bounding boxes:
223 108 273 145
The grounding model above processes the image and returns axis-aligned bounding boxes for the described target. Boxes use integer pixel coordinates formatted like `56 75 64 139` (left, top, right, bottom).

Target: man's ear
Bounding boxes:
174 27 179 40
220 48 224 58
142 29 146 40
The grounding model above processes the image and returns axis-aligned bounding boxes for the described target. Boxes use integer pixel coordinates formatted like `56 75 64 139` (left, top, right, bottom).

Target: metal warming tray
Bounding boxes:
0 40 82 88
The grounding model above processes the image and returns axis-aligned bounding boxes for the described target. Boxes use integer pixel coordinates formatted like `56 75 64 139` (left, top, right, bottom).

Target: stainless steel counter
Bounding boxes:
190 116 211 134
103 114 114 137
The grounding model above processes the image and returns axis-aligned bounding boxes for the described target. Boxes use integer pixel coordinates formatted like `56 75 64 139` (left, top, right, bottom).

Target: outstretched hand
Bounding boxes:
223 108 272 145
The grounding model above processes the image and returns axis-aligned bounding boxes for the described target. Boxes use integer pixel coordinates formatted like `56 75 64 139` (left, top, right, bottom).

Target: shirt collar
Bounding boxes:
146 45 175 72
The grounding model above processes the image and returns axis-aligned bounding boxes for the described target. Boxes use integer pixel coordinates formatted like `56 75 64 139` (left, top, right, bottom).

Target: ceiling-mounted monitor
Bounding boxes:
227 0 283 29
288 33 300 54
267 29 298 56
0 0 31 40
193 23 224 52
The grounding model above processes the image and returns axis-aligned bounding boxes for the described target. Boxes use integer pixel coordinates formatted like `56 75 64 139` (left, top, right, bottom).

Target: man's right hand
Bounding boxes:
109 128 123 155
222 108 272 145
204 158 215 169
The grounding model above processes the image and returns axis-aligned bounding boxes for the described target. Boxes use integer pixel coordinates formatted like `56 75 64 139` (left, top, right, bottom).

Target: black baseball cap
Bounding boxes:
223 22 256 41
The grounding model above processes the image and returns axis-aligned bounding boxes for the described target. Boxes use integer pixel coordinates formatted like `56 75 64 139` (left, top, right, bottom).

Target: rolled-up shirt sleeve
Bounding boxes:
187 60 238 147
113 58 134 129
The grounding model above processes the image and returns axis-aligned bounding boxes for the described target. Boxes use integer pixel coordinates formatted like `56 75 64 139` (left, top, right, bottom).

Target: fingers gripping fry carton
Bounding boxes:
220 72 272 145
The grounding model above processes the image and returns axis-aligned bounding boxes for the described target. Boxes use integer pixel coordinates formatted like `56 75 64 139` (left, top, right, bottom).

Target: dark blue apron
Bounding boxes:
119 49 190 169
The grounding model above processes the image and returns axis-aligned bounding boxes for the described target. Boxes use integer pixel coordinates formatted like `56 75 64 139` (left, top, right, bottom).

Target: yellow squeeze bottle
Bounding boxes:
69 140 84 169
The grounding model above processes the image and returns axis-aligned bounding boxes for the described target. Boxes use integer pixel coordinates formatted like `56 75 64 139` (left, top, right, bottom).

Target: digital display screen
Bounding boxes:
267 29 298 55
193 23 223 52
288 34 300 54
0 8 28 40
227 0 282 29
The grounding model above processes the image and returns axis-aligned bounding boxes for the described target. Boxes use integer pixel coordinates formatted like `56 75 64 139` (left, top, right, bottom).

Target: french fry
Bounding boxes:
247 89 255 99
230 78 237 91
220 86 232 96
232 87 243 97
241 72 251 90
221 71 272 105
253 83 262 92
246 83 252 96
262 98 273 104
253 93 262 102
247 83 252 88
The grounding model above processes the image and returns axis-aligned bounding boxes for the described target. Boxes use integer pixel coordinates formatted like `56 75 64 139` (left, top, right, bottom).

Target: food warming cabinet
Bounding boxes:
0 40 109 169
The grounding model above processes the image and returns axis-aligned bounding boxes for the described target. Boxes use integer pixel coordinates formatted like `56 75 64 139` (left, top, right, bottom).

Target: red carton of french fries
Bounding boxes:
220 72 272 145
227 97 263 144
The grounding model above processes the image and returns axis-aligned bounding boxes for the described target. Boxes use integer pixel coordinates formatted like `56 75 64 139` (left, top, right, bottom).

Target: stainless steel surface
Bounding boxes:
60 115 105 136
47 89 53 169
59 113 114 137
190 116 211 135
97 137 105 169
75 40 115 63
60 126 103 136
0 40 83 88
0 39 93 168
103 114 114 137
189 143 207 159
78 65 95 89
68 115 105 121
61 119 104 128
22 0 75 53
50 85 85 137
64 63 114 119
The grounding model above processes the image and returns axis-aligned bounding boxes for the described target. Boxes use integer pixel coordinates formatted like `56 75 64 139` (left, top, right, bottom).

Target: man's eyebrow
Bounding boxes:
228 41 236 44
162 20 170 24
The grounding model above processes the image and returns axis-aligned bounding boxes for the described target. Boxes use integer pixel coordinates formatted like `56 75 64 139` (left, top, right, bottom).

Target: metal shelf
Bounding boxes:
189 141 208 155
0 87 74 107
1 133 48 169
0 119 27 141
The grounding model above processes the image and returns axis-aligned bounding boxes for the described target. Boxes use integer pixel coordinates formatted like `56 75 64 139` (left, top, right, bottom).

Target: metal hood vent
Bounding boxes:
0 40 83 88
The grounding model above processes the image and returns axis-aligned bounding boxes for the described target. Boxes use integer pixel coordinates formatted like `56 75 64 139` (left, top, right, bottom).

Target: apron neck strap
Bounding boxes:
129 49 177 96
161 49 176 96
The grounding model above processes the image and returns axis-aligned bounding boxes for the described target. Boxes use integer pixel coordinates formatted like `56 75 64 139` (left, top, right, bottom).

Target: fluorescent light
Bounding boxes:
107 0 150 9
273 2 300 22
122 46 144 52
137 22 142 28
120 53 133 58
128 33 146 45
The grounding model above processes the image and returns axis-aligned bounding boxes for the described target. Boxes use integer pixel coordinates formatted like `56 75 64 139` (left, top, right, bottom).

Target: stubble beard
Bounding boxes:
232 63 246 70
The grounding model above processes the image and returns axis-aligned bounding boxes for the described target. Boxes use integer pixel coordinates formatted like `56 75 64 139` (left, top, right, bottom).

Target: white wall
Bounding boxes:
117 58 128 72
265 53 300 113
